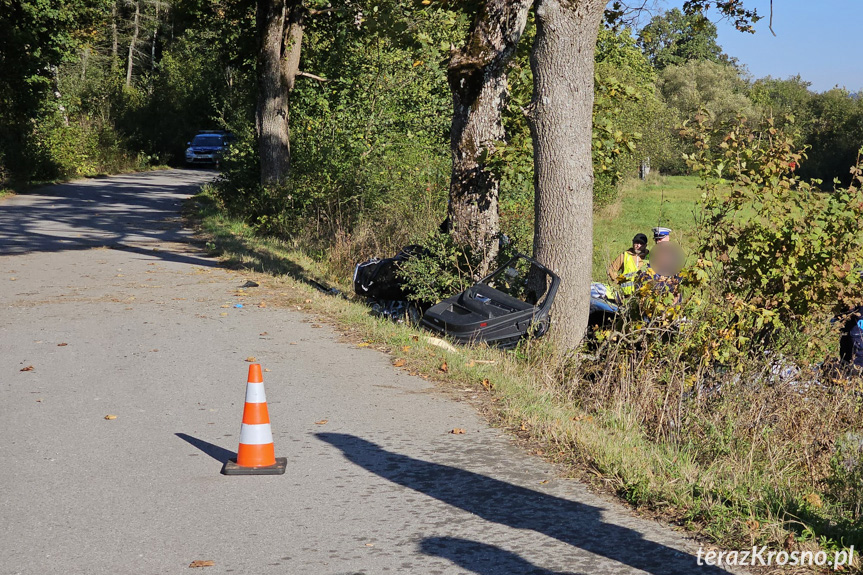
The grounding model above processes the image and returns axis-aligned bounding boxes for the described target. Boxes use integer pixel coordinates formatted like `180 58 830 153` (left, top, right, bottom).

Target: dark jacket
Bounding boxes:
851 320 863 368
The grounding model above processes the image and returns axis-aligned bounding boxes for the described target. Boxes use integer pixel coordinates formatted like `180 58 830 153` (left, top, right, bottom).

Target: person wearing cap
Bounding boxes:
652 226 672 243
640 227 686 306
607 233 649 297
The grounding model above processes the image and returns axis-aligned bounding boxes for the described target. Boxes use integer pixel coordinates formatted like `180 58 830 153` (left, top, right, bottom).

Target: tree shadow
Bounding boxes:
175 433 236 464
420 536 580 575
316 433 731 575
0 170 341 294
0 170 217 264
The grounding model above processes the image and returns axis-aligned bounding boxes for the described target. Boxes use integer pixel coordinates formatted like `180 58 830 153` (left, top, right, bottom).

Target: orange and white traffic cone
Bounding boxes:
222 363 286 475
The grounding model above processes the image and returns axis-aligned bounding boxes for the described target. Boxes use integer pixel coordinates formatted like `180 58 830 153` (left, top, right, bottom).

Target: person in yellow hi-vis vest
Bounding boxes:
606 233 649 297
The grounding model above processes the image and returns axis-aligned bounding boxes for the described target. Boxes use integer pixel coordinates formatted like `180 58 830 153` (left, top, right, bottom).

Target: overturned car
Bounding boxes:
420 255 560 348
354 249 560 348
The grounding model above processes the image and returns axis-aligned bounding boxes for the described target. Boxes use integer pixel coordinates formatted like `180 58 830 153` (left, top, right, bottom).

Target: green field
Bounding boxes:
592 175 703 281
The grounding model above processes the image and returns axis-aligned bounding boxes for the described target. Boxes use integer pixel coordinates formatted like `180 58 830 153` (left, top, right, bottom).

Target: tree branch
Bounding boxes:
308 7 334 16
297 70 328 82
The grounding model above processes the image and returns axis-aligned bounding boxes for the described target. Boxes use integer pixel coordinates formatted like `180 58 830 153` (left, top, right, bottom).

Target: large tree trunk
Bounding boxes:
126 0 140 87
447 0 531 278
529 0 605 349
256 0 291 185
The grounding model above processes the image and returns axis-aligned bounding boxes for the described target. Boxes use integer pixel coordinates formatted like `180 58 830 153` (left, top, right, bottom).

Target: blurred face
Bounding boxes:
650 242 685 276
655 236 669 243
633 242 644 252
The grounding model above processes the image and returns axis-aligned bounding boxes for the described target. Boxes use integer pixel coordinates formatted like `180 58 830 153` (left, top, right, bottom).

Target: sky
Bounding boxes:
645 0 863 93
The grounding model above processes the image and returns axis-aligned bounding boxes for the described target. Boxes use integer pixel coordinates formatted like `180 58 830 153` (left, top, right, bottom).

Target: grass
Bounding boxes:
189 184 862 572
593 174 703 281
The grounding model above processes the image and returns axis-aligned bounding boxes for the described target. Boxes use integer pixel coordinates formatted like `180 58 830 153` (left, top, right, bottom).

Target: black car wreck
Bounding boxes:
354 251 560 349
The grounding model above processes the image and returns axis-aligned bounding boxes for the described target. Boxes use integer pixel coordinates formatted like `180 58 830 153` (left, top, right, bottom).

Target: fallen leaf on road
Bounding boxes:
219 312 228 317
356 342 370 348
311 324 322 328
411 335 419 342
439 362 448 373
315 419 328 425
258 302 266 308
10 277 17 281
35 399 42 402
264 368 271 372
450 428 466 434
260 332 269 336
401 345 411 353
290 342 297 345
57 343 68 347
245 356 257 362
393 359 406 367
151 349 159 352
520 422 529 431
364 543 375 547
220 304 230 308
104 415 117 420
20 366 34 372
189 560 215 568
540 480 549 484
481 379 493 391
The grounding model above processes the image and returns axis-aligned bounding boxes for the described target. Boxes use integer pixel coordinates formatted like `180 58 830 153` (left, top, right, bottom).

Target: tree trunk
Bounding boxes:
529 0 605 349
256 0 290 185
447 0 531 278
281 1 304 92
126 0 140 87
111 1 118 72
151 0 159 70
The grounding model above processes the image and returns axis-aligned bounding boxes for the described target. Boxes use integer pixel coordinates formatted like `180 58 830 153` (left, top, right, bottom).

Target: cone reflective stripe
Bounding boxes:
222 363 286 475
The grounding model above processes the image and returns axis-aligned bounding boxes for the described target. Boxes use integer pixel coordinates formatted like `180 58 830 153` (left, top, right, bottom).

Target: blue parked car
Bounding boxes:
184 130 235 167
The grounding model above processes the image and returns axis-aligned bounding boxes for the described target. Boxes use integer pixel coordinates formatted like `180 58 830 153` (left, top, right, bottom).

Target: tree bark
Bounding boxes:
151 0 160 70
256 0 291 185
447 0 531 278
529 0 605 349
126 0 140 87
111 1 119 72
281 1 304 92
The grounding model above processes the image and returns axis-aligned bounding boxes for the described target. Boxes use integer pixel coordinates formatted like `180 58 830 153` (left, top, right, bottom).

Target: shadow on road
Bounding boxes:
175 433 236 464
0 170 219 269
421 536 580 574
0 170 339 293
316 432 732 575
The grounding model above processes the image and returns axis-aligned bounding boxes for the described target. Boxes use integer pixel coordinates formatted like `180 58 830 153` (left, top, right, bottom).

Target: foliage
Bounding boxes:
681 113 863 358
659 60 756 126
396 231 478 305
799 88 863 187
748 75 814 135
637 8 730 71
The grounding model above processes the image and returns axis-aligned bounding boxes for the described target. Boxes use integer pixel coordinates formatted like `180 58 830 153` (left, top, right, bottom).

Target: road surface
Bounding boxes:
0 170 737 574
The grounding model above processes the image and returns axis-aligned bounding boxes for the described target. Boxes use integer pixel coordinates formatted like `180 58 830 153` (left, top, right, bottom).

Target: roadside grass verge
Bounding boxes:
189 185 862 571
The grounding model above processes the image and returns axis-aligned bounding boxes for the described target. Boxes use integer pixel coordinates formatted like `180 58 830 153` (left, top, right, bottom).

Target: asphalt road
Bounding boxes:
0 170 738 575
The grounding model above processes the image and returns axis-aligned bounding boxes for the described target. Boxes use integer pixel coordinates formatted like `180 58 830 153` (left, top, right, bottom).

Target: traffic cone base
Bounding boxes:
222 456 287 475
